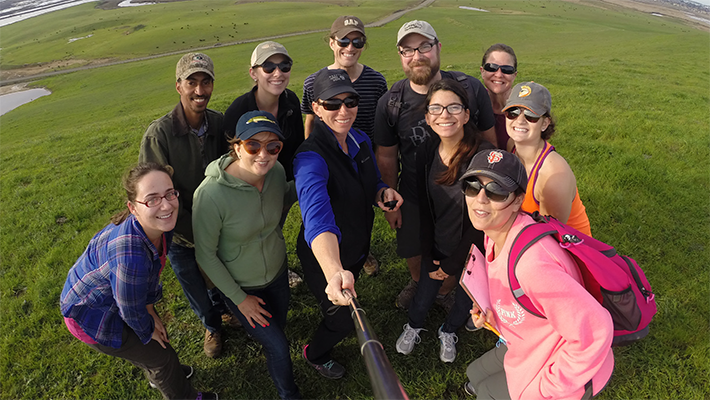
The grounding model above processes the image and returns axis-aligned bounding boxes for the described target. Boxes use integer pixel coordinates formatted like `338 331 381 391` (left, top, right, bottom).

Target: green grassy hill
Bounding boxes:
1 0 708 398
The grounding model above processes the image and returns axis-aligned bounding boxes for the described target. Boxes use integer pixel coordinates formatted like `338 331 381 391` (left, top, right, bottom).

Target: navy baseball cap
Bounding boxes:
460 149 528 193
235 111 284 141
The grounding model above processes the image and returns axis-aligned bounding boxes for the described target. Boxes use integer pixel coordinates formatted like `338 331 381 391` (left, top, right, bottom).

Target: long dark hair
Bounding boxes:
110 163 174 225
425 79 482 186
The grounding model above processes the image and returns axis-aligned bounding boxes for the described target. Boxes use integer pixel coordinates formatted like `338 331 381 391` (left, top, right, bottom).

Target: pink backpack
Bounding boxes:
508 212 657 346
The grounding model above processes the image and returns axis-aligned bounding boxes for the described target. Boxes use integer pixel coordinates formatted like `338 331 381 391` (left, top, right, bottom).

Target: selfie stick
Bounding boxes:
342 290 409 400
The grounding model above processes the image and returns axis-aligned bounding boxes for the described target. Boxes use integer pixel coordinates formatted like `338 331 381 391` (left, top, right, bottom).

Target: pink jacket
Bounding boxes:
485 213 614 400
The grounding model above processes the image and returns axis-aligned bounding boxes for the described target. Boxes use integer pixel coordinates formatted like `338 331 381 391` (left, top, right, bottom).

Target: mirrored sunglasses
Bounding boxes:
242 140 283 155
483 63 516 75
462 178 512 202
504 107 542 123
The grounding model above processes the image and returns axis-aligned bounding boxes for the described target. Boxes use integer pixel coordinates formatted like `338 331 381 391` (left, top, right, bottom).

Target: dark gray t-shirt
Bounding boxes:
429 152 463 257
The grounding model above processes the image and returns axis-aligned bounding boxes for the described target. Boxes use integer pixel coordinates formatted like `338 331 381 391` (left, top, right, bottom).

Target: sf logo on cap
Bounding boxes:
518 85 532 98
247 116 276 125
487 151 503 164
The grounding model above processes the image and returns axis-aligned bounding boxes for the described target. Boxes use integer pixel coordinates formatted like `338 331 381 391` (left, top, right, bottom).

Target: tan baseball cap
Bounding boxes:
331 15 365 39
250 41 292 67
397 20 438 46
176 52 215 81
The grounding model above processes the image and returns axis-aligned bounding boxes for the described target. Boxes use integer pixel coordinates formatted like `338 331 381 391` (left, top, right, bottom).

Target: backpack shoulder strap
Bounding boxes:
508 219 557 318
445 71 480 126
386 79 408 128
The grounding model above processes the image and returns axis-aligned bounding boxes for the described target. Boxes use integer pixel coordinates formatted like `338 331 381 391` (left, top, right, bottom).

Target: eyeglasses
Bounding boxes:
318 96 360 111
462 179 511 202
134 190 180 208
257 61 292 74
242 139 283 155
426 103 466 115
504 107 542 123
483 63 516 75
398 41 437 57
335 37 366 49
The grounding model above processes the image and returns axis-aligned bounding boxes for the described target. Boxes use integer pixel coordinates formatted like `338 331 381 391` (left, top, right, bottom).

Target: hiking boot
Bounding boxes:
465 317 482 332
396 323 423 355
222 312 242 328
150 365 193 389
204 330 223 358
288 269 303 288
463 381 477 396
438 325 458 363
435 290 455 314
302 345 345 379
362 253 380 276
196 392 218 400
395 279 418 310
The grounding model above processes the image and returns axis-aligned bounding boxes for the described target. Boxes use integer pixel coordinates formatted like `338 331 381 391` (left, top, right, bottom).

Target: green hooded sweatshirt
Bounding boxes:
193 154 296 305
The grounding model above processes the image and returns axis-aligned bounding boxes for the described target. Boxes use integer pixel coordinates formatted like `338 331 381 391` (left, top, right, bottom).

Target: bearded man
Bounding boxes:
374 20 496 311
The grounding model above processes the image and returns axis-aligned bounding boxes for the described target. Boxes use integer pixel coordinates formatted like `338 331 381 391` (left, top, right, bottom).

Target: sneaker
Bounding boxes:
465 317 482 332
438 325 458 363
395 279 418 310
435 290 455 314
288 269 303 288
196 392 218 400
362 253 380 276
150 365 193 389
302 345 345 379
222 312 242 328
463 381 477 396
396 323 423 355
204 330 223 358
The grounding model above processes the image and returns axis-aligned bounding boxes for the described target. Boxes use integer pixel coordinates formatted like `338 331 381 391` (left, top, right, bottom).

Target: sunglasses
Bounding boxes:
257 61 292 74
504 107 542 123
335 37 366 49
241 139 283 155
462 178 512 202
318 96 360 111
483 63 516 75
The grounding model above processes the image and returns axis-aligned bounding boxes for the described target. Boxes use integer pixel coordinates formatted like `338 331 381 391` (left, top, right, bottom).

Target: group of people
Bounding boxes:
60 15 614 400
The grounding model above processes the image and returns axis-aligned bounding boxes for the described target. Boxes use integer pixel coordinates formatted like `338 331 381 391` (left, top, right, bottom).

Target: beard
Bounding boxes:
405 58 440 85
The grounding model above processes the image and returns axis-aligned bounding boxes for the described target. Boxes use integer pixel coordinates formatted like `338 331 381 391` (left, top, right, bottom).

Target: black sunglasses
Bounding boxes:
504 107 542 123
483 63 516 75
318 96 360 111
257 61 292 74
335 37 366 49
462 178 512 202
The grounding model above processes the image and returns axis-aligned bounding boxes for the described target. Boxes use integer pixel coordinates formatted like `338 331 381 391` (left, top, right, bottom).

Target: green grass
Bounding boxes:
1 0 709 399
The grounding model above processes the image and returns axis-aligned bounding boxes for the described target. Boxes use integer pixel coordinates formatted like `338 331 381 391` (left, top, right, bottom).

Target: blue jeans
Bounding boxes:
224 269 301 400
167 243 222 333
408 257 473 333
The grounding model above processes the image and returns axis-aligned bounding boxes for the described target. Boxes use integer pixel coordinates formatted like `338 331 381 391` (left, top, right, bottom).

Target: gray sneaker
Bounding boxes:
438 325 458 363
396 323 424 355
464 381 477 396
395 279 418 310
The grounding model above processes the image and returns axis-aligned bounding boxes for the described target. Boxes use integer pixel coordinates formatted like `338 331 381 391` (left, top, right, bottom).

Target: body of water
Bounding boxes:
0 88 51 115
0 0 153 27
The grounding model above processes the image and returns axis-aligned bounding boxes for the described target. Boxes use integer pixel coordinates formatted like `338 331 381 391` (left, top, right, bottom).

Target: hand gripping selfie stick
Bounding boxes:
342 290 409 400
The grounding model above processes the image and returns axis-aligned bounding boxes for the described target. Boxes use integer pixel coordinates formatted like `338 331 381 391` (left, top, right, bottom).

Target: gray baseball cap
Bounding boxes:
396 20 438 46
250 41 292 67
503 82 552 116
176 52 215 81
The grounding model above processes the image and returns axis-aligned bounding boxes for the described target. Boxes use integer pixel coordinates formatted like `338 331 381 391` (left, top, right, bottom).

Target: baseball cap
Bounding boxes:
235 111 285 141
331 15 365 38
250 41 292 67
502 82 552 116
396 20 438 46
312 69 359 101
460 149 528 193
176 52 215 81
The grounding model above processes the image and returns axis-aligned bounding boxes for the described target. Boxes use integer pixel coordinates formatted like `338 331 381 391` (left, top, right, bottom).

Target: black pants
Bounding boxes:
298 240 366 365
86 324 195 400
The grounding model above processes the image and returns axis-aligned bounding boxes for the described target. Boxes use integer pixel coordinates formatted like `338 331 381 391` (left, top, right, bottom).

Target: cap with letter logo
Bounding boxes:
460 149 528 192
331 15 365 38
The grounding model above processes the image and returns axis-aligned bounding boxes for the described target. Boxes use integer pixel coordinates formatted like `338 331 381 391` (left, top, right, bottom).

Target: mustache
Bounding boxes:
408 59 431 68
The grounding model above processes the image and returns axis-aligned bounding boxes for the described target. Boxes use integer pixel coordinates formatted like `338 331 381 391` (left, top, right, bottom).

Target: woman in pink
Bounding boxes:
460 149 614 400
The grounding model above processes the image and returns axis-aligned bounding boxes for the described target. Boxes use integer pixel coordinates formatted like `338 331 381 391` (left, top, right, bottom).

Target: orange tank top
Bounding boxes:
521 142 592 236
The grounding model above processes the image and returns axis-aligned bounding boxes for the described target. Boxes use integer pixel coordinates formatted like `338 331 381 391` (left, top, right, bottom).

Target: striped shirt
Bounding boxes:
60 215 171 349
301 65 388 140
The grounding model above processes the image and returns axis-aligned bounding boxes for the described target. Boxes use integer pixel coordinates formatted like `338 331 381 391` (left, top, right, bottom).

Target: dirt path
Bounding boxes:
0 0 436 87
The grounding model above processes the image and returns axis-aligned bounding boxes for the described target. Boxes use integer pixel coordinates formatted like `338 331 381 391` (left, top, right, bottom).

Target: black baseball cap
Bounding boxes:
312 69 359 101
460 149 528 193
